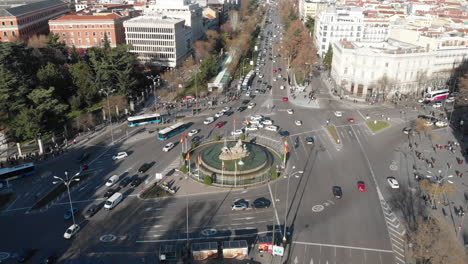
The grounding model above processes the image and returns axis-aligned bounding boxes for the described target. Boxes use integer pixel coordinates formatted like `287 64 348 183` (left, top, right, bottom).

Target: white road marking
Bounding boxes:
267 183 282 234
232 217 255 221
143 216 164 220
293 241 393 253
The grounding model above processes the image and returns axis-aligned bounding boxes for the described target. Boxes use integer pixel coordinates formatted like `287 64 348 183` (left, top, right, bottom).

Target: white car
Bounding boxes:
204 117 214 125
435 121 448 127
287 109 294 114
64 224 80 239
162 142 175 152
334 111 342 117
262 120 273 125
248 102 256 109
432 102 442 108
273 78 277 82
265 125 279 132
245 126 259 131
222 107 231 112
387 177 399 189
418 98 425 103
112 152 128 160
215 111 224 118
231 129 243 136
295 120 302 126
259 75 263 79
280 86 285 90
251 115 264 121
246 91 251 97
188 129 199 136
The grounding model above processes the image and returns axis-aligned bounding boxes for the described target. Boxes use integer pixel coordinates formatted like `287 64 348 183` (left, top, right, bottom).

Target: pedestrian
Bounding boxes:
414 142 418 148
447 162 451 169
409 143 413 150
433 145 437 152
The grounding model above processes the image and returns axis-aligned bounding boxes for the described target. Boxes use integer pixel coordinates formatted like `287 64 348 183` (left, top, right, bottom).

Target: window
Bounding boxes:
385 62 389 67
344 67 348 74
92 32 96 36
10 21 13 25
78 32 81 37
3 32 6 37
11 31 15 36
1 22 4 26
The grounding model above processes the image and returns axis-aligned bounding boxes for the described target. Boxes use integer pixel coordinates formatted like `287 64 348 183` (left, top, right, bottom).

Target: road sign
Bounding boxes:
272 245 284 256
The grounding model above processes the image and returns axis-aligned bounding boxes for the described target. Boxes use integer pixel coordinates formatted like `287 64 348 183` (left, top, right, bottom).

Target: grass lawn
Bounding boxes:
325 125 341 144
366 121 390 133
31 172 92 210
140 184 172 199
0 192 15 211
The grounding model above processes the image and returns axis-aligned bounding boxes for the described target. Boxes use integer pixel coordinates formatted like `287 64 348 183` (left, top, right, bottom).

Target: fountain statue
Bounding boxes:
219 139 250 160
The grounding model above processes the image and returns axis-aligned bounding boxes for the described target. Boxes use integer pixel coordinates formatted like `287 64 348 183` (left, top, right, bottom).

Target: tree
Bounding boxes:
410 216 467 264
204 175 213 185
419 179 456 207
305 17 315 33
375 74 396 100
323 45 333 70
415 118 433 137
36 62 72 103
69 61 98 109
101 94 128 118
74 113 97 131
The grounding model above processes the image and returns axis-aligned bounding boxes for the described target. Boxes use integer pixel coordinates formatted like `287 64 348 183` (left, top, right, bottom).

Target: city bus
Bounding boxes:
424 89 449 102
0 163 35 181
127 113 163 127
158 122 187 140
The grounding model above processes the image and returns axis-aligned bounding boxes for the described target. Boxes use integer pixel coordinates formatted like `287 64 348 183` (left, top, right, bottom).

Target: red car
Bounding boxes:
81 164 89 171
357 181 366 192
348 118 355 123
282 97 289 102
273 69 277 73
215 121 226 128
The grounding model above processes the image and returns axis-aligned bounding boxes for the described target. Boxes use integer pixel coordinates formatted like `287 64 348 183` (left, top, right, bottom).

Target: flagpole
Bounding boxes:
188 155 191 176
235 160 237 187
222 161 224 187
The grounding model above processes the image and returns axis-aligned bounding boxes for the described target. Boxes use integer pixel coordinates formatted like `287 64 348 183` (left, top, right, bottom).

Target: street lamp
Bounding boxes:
100 88 116 143
283 168 304 243
53 170 80 226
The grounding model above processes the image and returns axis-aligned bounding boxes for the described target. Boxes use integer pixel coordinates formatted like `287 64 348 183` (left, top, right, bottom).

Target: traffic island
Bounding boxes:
325 125 341 144
0 192 15 211
366 120 390 133
140 183 173 199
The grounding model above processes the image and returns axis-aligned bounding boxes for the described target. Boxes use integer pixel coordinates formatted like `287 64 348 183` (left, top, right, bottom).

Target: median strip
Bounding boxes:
366 120 390 133
325 125 341 144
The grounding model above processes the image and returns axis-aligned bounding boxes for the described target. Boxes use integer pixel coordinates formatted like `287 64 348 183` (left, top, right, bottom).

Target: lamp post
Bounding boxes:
100 88 116 144
53 170 80 226
283 168 304 243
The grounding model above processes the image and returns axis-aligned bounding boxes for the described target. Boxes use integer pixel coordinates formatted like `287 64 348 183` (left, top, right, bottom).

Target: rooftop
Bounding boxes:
0 0 66 17
51 13 122 22
338 39 427 54
125 15 185 24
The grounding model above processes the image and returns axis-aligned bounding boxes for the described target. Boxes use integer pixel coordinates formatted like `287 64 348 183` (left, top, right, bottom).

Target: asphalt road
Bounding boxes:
0 5 417 264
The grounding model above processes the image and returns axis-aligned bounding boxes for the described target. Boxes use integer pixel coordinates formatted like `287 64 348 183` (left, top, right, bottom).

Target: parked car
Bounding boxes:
262 120 274 125
432 102 442 108
332 186 343 199
231 129 244 136
245 126 259 131
279 131 290 137
112 152 128 160
387 177 400 189
295 120 302 126
104 188 120 198
287 109 294 114
84 204 101 218
237 106 247 112
265 125 279 132
222 106 231 112
252 197 271 208
64 208 79 220
163 142 175 152
435 121 448 127
248 102 256 109
63 224 80 239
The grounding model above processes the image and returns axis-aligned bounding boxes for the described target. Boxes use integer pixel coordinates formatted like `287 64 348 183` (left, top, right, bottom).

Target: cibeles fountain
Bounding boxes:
187 138 281 187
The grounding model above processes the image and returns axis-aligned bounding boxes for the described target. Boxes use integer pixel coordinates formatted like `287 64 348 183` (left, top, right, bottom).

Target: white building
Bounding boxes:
314 6 390 57
144 0 203 41
330 33 468 99
298 0 331 22
123 16 191 67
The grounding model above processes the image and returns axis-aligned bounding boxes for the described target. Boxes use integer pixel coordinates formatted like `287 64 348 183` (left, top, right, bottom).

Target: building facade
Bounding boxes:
123 16 190 68
144 0 203 41
0 0 69 42
314 6 390 57
331 36 468 100
49 13 127 48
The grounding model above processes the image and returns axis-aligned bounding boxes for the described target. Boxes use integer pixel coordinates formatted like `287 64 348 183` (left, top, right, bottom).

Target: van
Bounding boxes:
104 192 123 210
105 175 120 187
203 117 214 125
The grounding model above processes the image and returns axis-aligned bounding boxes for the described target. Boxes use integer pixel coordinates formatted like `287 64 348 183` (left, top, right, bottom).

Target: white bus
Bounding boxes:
0 163 35 181
127 113 163 127
424 89 449 102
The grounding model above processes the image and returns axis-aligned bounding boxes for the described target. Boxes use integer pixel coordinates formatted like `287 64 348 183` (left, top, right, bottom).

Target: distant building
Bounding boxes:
0 0 69 42
49 13 127 48
124 15 191 67
144 0 203 41
299 0 330 22
314 6 390 57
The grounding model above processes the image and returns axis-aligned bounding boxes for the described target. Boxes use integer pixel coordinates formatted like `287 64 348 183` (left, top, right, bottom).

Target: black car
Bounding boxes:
130 177 143 187
279 131 290 137
305 136 314 144
242 100 250 105
84 204 101 218
192 136 202 143
138 163 152 174
257 79 262 83
237 106 247 112
17 249 37 263
332 186 343 199
119 177 132 187
104 188 119 198
224 111 233 116
252 197 271 208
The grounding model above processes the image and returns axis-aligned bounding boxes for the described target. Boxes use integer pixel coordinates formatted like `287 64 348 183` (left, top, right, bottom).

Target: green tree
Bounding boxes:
36 62 72 103
0 66 20 119
69 61 98 109
204 175 213 185
323 45 333 70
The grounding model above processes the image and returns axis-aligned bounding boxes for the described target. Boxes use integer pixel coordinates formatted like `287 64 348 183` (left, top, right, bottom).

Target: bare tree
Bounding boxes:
228 10 240 31
101 94 128 118
376 74 397 100
74 113 97 131
415 118 433 138
419 179 456 207
416 71 429 98
410 215 467 264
